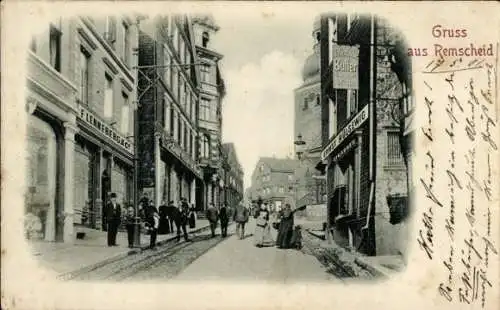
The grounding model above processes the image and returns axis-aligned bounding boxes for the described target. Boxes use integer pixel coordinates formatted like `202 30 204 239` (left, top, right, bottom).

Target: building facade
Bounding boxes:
221 143 244 207
248 157 299 209
319 14 412 257
294 17 327 209
25 16 139 242
137 16 203 209
192 15 226 210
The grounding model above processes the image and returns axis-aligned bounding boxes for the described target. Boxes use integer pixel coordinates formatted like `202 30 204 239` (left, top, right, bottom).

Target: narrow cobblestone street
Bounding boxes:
71 220 342 283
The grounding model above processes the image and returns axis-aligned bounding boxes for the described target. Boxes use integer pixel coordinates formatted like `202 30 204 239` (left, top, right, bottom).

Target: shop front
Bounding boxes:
74 104 134 231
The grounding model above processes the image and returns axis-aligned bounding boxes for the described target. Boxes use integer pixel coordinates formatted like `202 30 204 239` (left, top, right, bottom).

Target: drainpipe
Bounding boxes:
361 15 376 251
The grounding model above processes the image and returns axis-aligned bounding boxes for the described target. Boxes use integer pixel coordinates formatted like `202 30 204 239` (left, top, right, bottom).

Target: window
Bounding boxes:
191 100 196 121
121 92 129 134
303 97 308 110
209 104 217 122
49 25 62 72
200 99 210 121
279 187 284 193
164 47 171 85
201 134 210 158
172 67 178 99
288 174 293 181
328 98 337 138
79 47 90 104
183 126 188 151
122 22 130 65
387 131 403 165
173 25 179 51
201 64 211 83
173 111 178 141
202 31 209 47
186 92 191 118
346 89 358 119
105 17 117 48
178 118 182 144
164 94 171 132
104 74 114 118
316 95 320 105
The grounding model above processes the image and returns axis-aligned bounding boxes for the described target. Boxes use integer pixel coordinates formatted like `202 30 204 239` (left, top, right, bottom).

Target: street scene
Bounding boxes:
24 12 413 283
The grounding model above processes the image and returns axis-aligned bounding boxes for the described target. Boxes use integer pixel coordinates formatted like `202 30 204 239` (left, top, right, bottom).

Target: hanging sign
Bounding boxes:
332 44 359 89
321 105 368 161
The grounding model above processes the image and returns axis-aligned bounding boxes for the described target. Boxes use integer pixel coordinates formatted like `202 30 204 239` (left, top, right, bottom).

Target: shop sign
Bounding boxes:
332 44 359 90
78 105 132 153
321 105 368 161
332 140 358 163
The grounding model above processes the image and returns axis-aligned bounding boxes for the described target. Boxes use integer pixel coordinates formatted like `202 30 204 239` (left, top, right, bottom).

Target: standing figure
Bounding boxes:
276 204 306 249
105 193 121 247
167 201 176 231
206 203 219 238
253 200 274 247
188 203 197 229
125 205 135 248
233 204 249 240
175 199 190 242
219 203 229 238
158 200 170 235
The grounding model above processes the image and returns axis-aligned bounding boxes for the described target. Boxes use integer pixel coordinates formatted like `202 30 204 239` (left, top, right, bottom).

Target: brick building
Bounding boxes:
248 157 299 210
221 143 244 208
137 16 203 209
318 14 412 257
25 16 139 242
192 15 227 210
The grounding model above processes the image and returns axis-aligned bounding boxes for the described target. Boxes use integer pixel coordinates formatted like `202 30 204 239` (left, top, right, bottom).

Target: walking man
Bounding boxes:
106 193 121 247
176 199 190 242
206 203 218 238
219 203 229 238
233 203 249 239
125 204 135 248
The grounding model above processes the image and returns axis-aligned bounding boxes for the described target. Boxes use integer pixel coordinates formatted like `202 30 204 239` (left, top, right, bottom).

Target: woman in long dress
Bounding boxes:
158 200 171 234
254 203 274 247
276 204 294 249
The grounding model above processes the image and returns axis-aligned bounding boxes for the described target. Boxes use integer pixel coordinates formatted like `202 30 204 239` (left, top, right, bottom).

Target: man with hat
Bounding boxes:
105 192 122 246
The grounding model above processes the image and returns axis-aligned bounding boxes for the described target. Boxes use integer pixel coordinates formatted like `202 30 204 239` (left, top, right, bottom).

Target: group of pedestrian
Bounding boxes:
104 192 197 250
206 203 230 238
252 198 304 250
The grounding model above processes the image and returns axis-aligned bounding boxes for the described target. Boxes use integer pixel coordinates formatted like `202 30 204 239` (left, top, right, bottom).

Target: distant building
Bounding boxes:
248 157 299 209
192 15 226 210
293 17 326 210
25 16 139 242
319 14 412 257
221 143 244 207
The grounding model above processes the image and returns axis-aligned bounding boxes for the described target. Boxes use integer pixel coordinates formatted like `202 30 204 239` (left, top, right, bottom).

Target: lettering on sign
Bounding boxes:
332 44 360 89
321 105 368 161
78 106 132 152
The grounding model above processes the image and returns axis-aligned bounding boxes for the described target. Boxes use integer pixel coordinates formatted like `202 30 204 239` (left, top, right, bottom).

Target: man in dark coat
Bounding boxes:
106 193 121 247
233 204 249 240
206 203 218 238
219 203 229 238
125 204 135 248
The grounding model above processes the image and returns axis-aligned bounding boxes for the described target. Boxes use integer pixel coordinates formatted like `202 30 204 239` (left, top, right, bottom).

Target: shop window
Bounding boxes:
111 160 130 209
387 131 403 165
25 116 56 241
79 47 91 104
49 25 62 72
74 141 94 227
104 74 114 118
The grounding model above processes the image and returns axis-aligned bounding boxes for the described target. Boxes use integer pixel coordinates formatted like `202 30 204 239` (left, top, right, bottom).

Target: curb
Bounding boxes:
354 257 391 278
58 224 211 281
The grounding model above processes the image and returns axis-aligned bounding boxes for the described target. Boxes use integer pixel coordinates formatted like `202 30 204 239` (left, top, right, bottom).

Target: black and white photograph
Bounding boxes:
1 2 499 310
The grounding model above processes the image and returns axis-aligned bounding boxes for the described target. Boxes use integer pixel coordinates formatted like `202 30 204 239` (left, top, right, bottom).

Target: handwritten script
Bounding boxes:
417 44 499 308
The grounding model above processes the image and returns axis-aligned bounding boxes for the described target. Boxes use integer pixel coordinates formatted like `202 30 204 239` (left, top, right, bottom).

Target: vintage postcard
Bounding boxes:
1 1 499 310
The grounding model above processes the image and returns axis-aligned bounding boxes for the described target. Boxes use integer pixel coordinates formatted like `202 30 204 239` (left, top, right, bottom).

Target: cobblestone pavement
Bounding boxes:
73 228 230 282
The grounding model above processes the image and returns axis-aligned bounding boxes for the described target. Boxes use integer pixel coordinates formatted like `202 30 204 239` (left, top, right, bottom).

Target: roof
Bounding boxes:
258 157 299 173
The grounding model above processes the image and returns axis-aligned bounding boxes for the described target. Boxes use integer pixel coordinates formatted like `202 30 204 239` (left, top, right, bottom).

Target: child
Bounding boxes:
290 225 303 250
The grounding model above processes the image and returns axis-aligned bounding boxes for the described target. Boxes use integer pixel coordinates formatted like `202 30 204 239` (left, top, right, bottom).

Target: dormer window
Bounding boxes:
202 31 209 48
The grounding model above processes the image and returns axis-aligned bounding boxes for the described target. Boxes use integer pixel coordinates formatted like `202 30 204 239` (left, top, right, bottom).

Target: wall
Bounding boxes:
294 82 322 151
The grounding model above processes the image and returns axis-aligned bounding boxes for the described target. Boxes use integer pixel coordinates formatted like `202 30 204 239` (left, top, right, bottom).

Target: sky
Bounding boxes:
210 11 317 189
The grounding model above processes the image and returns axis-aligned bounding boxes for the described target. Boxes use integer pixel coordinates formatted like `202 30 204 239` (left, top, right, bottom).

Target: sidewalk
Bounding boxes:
29 219 210 278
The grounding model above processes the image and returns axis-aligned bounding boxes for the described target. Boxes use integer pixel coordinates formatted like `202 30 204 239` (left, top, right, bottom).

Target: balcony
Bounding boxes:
26 51 77 112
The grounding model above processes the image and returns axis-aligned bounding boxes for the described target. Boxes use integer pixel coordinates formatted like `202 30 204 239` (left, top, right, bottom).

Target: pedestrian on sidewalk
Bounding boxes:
158 200 170 235
105 193 121 247
167 201 176 232
233 203 249 239
206 203 219 238
188 203 197 229
219 203 229 238
175 199 190 242
253 199 274 247
125 205 136 248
